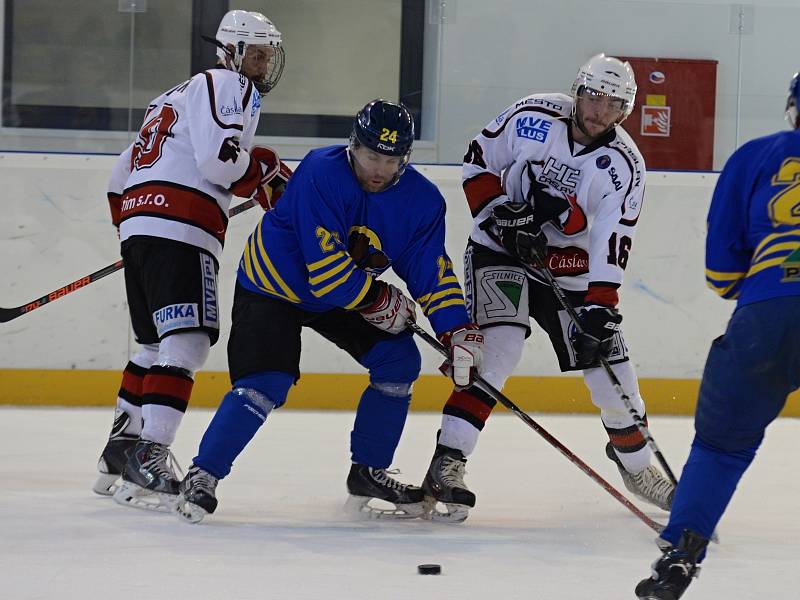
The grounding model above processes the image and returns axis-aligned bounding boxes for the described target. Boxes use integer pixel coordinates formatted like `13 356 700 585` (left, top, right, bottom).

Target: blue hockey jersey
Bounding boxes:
705 129 800 307
237 145 469 336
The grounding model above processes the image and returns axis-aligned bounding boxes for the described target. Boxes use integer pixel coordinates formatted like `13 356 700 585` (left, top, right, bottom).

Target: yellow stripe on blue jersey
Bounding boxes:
241 221 300 303
310 263 358 297
745 229 800 279
242 238 277 295
705 268 746 299
417 287 465 314
308 254 354 286
308 251 348 272
752 230 800 263
343 276 373 310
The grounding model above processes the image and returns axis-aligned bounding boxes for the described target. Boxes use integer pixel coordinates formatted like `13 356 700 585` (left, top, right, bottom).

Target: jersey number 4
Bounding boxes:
132 104 178 170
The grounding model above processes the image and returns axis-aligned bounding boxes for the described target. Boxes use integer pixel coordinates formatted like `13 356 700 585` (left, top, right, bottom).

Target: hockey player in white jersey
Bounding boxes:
421 54 675 522
93 10 292 512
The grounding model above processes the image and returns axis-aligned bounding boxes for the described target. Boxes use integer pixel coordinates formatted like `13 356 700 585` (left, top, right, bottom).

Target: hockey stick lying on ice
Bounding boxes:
407 320 665 535
0 198 258 324
520 242 679 487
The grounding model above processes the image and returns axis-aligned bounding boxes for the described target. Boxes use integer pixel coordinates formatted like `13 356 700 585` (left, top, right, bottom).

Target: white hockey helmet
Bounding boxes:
213 10 285 95
571 54 637 121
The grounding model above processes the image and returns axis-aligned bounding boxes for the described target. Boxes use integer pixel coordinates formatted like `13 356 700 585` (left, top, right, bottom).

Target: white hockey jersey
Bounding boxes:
463 92 646 307
108 68 263 260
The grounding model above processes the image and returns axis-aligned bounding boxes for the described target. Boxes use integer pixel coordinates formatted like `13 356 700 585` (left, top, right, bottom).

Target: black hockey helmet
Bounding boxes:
351 99 414 157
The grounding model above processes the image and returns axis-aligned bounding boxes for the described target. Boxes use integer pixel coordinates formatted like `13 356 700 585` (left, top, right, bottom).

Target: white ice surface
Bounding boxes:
0 407 796 600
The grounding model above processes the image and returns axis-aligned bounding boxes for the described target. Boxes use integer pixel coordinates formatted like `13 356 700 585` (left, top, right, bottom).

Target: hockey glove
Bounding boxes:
358 281 416 335
438 324 484 388
230 145 292 210
250 146 293 210
491 202 548 264
571 306 623 369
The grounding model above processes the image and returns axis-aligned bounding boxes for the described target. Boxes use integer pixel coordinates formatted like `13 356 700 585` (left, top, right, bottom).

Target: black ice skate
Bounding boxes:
344 463 426 519
113 439 182 512
606 443 675 511
422 443 475 523
635 529 708 600
176 465 219 524
93 434 138 496
93 409 138 496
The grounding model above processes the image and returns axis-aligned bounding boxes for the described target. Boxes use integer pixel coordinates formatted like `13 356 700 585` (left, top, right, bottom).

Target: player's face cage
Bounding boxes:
237 42 285 96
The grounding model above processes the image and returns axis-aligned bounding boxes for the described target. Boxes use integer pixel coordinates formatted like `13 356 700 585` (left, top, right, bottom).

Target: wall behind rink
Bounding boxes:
0 153 797 415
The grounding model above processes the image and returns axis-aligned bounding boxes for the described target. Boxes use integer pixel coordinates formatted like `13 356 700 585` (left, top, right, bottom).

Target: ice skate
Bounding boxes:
176 465 219 524
606 442 675 511
636 529 708 599
93 433 138 496
343 464 426 519
422 443 475 523
113 440 182 512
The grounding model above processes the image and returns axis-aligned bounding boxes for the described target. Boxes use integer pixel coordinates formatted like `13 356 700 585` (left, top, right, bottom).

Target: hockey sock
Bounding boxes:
140 365 194 446
439 387 496 455
604 416 649 473
350 382 411 468
193 374 291 479
114 361 148 436
662 434 757 554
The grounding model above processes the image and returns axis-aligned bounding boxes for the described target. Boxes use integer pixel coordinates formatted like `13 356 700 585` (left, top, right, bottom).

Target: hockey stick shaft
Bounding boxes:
408 321 664 535
524 250 679 486
0 198 257 323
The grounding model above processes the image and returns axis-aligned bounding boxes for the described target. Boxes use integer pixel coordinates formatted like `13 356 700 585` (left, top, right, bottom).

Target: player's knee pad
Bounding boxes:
362 334 421 387
131 343 159 370
584 360 645 424
157 331 211 376
480 325 526 389
232 370 294 410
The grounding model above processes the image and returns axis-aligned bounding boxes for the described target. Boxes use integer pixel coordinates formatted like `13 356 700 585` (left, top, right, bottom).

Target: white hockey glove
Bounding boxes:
438 324 484 388
358 282 416 335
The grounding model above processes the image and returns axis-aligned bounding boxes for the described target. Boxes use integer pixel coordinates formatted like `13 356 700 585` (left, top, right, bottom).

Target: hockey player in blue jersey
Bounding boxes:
634 73 800 599
175 99 485 523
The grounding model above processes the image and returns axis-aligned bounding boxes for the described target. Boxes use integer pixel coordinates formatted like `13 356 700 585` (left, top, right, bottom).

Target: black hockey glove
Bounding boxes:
491 202 548 264
571 306 623 369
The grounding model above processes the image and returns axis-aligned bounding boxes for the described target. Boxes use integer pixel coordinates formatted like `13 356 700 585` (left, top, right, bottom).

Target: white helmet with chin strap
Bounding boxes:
207 10 285 95
571 54 637 123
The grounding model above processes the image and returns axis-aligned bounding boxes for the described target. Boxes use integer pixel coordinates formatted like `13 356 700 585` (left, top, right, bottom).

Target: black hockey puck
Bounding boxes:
417 564 441 575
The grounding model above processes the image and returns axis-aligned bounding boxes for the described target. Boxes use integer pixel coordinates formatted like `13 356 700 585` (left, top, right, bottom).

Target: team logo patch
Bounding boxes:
478 268 527 319
153 303 200 338
200 254 219 327
649 71 666 84
781 247 800 282
515 116 551 143
596 155 611 169
251 91 261 117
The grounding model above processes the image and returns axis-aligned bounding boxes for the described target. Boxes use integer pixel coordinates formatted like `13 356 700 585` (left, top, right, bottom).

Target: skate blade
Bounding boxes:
175 496 209 524
343 495 426 520
113 480 177 513
93 472 121 496
423 497 469 524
